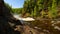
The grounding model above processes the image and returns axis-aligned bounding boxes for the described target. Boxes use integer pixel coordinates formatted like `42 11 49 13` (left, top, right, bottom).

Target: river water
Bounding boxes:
13 14 35 21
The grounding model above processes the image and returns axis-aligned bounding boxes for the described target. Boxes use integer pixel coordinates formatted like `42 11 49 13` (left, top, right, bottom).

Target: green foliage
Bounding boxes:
23 0 60 18
5 0 60 18
12 8 22 14
51 0 57 17
4 2 23 14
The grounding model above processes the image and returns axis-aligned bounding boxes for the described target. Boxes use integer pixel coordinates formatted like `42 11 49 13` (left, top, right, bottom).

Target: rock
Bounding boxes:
0 0 22 34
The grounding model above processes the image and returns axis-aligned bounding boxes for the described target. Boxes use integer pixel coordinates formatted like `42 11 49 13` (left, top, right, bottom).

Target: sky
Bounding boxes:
4 0 24 8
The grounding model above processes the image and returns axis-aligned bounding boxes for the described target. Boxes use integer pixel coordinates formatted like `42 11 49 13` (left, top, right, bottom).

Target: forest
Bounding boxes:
6 0 60 19
1 0 60 34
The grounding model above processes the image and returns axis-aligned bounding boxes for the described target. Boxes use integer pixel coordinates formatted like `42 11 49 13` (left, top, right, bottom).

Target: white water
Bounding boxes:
13 14 35 21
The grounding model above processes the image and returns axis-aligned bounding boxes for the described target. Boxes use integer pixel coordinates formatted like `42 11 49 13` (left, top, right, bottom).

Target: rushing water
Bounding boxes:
13 14 35 24
13 14 35 21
